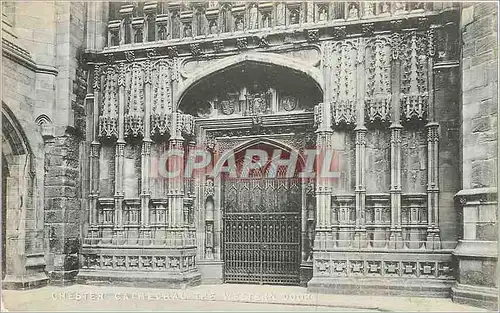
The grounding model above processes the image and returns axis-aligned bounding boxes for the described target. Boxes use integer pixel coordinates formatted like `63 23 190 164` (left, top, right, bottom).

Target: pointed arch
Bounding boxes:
176 52 324 109
215 137 307 180
2 102 32 156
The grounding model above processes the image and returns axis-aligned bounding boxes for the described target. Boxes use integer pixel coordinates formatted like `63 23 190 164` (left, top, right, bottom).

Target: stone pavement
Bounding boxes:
2 284 490 312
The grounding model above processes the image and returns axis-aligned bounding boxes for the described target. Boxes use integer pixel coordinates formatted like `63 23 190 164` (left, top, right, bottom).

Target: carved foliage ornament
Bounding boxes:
151 60 173 137
329 40 357 128
99 65 119 139
314 103 323 128
236 37 248 50
306 29 319 43
332 26 347 41
125 62 144 138
190 43 202 56
93 65 101 90
257 35 270 48
205 179 215 198
213 40 224 52
150 113 170 137
401 31 428 123
365 36 391 125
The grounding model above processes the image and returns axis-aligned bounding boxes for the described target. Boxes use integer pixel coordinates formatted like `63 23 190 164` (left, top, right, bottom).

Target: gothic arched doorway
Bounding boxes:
222 142 304 285
2 103 47 288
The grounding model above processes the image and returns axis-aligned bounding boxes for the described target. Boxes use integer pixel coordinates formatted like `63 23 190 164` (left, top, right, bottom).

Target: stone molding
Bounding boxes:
2 38 58 76
453 240 497 258
176 52 324 106
455 187 498 201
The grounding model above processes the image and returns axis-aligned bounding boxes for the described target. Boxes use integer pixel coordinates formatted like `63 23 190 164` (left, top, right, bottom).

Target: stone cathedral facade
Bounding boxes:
1 1 498 310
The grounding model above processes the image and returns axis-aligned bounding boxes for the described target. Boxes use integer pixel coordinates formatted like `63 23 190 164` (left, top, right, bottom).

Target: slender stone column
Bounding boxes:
141 59 152 226
167 113 185 228
89 65 101 226
354 128 367 246
426 122 440 248
389 125 403 248
353 37 367 248
426 28 441 249
114 62 126 228
388 32 404 248
186 140 196 197
314 101 333 250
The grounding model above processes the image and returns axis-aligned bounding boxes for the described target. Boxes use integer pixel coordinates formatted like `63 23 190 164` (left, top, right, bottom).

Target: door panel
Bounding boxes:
223 176 301 285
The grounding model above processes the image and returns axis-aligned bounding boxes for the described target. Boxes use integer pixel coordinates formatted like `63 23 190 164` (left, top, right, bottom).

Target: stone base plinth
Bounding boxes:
299 262 313 287
49 269 79 286
451 283 498 311
76 270 201 289
308 277 453 297
2 273 49 290
198 260 223 284
308 251 455 297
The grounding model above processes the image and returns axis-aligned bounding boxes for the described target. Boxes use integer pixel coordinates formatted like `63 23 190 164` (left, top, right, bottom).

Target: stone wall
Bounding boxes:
2 1 87 287
461 3 498 189
44 2 87 284
452 2 498 310
44 134 81 283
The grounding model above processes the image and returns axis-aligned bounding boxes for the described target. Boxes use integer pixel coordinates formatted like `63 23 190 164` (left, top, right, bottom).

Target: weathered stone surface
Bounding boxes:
470 159 497 188
459 259 498 288
471 116 490 133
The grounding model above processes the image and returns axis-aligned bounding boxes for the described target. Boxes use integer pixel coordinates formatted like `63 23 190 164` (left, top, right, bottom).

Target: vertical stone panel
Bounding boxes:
330 131 353 193
98 145 115 197
365 129 390 193
150 141 169 198
123 144 140 198
401 129 427 193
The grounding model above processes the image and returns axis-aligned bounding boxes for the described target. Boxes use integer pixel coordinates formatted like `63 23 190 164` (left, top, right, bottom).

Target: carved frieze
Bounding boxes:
400 31 429 123
82 252 197 271
313 258 454 279
365 35 391 126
